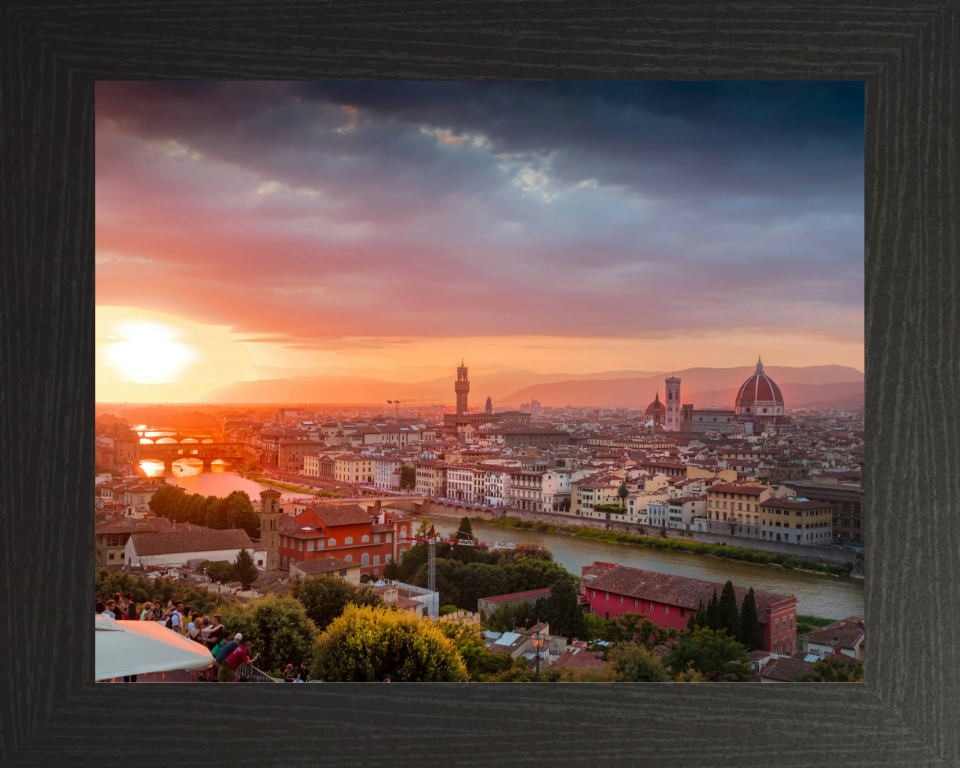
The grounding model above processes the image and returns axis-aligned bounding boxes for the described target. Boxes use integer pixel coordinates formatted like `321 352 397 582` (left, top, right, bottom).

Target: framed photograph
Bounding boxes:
4 2 956 766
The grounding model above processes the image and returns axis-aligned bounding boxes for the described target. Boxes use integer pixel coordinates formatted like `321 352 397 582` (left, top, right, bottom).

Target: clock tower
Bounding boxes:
455 360 470 415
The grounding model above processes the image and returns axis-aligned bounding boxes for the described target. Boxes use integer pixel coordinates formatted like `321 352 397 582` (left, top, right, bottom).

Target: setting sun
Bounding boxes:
103 319 198 383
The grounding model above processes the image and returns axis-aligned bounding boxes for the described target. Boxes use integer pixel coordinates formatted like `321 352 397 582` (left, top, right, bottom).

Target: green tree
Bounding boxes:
200 560 234 584
312 604 468 682
486 600 539 632
399 465 416 490
456 516 474 540
694 600 708 629
216 491 261 538
290 574 383 633
738 588 763 651
232 548 259 590
414 519 432 539
148 484 186 520
538 573 588 641
706 589 722 632
216 595 318 675
794 655 864 682
606 643 671 682
666 627 753 681
617 482 630 507
718 580 741 642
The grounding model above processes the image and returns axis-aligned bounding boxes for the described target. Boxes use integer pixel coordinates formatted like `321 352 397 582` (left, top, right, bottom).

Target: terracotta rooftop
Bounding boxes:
130 527 254 556
759 657 816 682
291 557 357 575
547 649 607 671
309 503 374 527
801 617 865 649
585 564 795 620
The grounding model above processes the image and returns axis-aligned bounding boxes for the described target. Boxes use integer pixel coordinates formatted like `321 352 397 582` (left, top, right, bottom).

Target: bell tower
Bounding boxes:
259 487 282 571
665 375 681 431
455 360 470 416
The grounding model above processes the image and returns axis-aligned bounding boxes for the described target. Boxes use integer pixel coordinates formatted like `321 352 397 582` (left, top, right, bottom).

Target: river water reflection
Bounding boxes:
426 516 864 619
139 461 274 500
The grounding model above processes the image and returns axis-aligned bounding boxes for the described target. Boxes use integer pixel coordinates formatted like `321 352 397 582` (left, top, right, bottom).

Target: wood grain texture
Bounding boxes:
1 2 957 766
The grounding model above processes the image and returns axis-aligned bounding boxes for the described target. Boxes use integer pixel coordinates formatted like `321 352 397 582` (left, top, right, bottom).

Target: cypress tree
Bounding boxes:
718 580 741 641
707 589 722 632
694 599 707 629
686 607 697 631
739 587 763 651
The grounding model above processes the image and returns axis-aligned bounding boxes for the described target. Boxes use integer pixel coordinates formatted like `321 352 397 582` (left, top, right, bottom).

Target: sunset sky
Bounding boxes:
96 81 864 402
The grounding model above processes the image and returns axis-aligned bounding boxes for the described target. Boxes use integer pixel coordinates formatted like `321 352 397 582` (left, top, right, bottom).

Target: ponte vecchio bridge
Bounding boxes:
135 428 243 473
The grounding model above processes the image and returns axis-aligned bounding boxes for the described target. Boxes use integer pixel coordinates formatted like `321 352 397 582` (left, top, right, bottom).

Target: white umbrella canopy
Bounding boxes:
95 615 213 681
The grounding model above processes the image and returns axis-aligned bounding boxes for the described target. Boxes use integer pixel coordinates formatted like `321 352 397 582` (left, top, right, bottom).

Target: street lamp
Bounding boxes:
531 628 545 682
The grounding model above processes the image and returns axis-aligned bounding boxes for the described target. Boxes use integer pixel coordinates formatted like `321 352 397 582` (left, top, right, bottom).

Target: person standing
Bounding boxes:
125 594 139 621
224 641 259 682
103 599 119 619
284 664 296 682
215 634 243 682
139 602 153 620
166 601 183 633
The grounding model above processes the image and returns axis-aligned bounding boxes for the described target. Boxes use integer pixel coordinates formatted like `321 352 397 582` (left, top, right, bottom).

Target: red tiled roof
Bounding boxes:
309 503 373 527
801 618 864 649
291 557 357 575
548 649 607 671
586 564 795 619
130 527 253 556
759 657 815 681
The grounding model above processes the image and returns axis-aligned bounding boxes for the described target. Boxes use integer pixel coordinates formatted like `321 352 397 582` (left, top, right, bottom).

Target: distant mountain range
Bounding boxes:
498 365 864 409
105 364 864 407
197 369 666 405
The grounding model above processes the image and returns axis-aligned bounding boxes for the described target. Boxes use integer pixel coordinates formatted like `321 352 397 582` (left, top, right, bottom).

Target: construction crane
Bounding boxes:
386 398 431 423
399 526 547 593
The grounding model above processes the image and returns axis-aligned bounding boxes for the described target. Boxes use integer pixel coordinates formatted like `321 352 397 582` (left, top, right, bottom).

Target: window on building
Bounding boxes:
775 619 780 634
345 537 353 545
604 592 609 602
282 556 287 569
680 608 685 618
344 555 353 562
328 538 336 547
664 605 669 615
307 540 314 552
361 553 369 566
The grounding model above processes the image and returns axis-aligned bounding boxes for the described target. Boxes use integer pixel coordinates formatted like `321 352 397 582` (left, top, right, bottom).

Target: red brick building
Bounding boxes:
580 562 798 655
278 503 395 577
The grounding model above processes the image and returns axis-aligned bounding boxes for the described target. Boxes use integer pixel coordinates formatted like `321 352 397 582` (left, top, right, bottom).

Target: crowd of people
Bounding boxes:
96 591 291 682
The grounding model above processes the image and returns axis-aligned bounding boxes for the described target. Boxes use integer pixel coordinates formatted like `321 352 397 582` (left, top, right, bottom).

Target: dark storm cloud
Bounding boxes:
95 81 864 344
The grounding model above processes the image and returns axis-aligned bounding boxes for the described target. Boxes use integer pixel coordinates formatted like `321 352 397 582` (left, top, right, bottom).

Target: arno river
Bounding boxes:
134 465 864 619
426 516 864 619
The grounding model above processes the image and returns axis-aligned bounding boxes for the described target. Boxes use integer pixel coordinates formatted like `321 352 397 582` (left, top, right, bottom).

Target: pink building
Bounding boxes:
580 562 798 655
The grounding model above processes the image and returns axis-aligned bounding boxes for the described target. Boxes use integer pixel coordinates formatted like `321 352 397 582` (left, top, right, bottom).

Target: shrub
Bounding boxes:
216 595 318 673
312 604 468 682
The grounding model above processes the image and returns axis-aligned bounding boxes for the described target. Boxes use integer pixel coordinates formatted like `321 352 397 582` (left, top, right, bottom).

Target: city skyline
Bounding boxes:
96 81 864 402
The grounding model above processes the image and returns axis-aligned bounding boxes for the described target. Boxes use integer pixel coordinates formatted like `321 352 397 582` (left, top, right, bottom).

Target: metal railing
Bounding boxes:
237 663 283 682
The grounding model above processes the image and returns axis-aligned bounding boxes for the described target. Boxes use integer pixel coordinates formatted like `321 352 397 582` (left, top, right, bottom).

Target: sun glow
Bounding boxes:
104 320 199 383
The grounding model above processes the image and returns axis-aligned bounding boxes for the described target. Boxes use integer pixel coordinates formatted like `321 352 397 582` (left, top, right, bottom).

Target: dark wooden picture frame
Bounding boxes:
2 2 956 766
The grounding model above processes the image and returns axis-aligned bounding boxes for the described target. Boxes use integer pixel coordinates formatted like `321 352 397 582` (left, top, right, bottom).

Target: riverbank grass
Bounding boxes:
796 614 840 635
487 517 853 577
247 473 343 498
